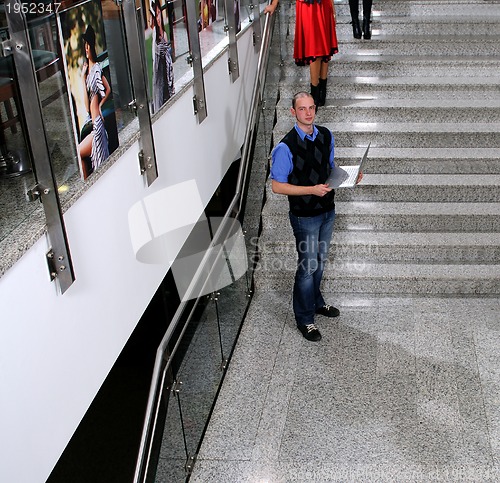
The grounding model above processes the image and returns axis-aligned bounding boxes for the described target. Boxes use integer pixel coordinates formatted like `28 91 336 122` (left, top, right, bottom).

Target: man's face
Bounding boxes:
291 96 316 130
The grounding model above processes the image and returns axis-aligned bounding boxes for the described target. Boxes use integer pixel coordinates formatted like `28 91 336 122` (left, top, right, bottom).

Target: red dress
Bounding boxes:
294 0 338 66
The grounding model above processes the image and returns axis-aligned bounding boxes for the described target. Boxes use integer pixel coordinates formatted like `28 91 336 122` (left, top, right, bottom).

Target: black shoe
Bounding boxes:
298 323 322 341
363 18 371 40
352 18 361 39
318 78 327 107
315 304 340 318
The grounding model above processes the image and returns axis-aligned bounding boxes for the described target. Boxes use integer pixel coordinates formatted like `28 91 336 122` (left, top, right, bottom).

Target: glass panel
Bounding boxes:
239 0 252 28
102 0 135 132
198 0 227 59
217 271 250 360
0 4 41 245
25 9 79 194
167 0 192 88
154 371 189 482
174 296 223 458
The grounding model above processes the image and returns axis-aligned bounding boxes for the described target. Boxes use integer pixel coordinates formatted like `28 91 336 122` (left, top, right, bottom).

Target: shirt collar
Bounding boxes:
294 123 318 141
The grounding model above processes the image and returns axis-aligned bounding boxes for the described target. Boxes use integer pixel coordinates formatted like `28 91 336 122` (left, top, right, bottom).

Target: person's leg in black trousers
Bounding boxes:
349 0 373 40
362 0 373 39
348 0 362 39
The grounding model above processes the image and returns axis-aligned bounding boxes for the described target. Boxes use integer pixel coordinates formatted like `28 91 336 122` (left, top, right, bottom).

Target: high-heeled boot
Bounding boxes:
310 83 320 109
318 78 327 107
363 17 372 40
351 18 361 39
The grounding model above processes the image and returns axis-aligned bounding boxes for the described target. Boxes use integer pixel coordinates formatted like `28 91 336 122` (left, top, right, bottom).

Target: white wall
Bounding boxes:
0 27 258 483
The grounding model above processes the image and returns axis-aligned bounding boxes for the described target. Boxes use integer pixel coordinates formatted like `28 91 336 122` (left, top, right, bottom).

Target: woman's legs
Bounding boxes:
309 58 322 87
78 133 93 178
310 59 329 107
318 61 328 106
309 58 322 106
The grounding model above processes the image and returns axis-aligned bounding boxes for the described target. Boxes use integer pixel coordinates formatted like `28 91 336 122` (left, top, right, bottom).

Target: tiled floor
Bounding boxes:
190 293 500 482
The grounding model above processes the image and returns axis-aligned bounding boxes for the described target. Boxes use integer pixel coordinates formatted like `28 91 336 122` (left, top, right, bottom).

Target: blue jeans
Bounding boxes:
289 209 336 327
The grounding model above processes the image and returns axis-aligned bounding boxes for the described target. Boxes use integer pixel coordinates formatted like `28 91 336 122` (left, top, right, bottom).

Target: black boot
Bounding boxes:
318 78 327 107
363 17 371 39
310 83 320 109
351 18 361 39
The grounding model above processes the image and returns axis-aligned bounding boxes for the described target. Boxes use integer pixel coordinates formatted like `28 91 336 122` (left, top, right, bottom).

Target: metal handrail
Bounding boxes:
133 8 276 482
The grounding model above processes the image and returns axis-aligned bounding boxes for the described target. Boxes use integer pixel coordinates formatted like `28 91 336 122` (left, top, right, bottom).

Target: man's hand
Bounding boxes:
356 171 363 184
272 180 332 197
311 184 332 197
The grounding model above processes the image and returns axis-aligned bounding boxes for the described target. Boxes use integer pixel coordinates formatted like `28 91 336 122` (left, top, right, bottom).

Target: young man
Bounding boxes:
270 92 362 341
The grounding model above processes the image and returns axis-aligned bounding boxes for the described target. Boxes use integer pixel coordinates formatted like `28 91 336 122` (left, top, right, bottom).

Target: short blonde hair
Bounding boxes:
292 91 314 109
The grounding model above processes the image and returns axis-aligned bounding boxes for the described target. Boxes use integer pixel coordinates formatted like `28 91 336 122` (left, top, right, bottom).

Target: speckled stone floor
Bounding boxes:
188 0 500 481
190 293 500 483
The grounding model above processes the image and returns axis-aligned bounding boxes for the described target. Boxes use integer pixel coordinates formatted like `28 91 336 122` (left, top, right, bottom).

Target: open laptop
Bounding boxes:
326 142 371 188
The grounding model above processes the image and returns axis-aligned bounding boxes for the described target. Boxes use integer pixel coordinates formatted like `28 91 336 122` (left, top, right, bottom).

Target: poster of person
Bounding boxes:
57 0 119 180
199 0 216 30
144 0 175 114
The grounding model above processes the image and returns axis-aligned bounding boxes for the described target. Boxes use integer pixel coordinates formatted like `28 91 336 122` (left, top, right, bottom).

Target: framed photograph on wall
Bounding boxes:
143 0 175 114
57 0 119 180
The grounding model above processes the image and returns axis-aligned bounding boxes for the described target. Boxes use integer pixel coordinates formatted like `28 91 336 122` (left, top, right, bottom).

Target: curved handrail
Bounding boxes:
133 8 276 483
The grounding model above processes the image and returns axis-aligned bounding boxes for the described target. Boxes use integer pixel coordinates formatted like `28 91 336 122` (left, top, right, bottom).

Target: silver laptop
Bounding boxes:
326 142 371 188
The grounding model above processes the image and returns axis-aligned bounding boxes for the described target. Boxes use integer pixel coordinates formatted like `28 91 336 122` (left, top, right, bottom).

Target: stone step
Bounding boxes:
256 231 500 265
273 121 500 149
267 173 500 203
332 0 500 18
261 199 500 232
331 147 500 175
334 16 500 37
253 260 500 296
285 35 500 56
371 1 500 18
261 0 500 298
278 77 500 101
281 56 499 78
276 98 500 123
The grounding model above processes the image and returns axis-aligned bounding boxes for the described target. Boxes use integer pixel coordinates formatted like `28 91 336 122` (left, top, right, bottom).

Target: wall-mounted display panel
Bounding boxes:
0 4 42 252
57 0 119 180
142 0 175 114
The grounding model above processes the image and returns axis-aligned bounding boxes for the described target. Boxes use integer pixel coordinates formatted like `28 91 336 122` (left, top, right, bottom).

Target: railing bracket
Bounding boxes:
26 184 42 202
185 454 197 474
171 380 183 394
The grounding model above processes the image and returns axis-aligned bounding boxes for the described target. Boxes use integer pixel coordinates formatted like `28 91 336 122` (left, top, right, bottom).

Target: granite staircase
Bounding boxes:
256 0 500 297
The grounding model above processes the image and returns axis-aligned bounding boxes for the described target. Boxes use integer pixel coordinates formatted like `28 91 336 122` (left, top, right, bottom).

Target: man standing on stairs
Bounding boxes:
270 92 362 341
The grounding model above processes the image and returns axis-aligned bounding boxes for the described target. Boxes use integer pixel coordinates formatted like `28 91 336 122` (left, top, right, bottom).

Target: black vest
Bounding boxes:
280 125 335 217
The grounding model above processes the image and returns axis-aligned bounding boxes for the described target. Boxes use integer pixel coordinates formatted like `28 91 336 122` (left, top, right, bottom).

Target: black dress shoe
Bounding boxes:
315 304 340 318
298 323 322 341
363 18 372 40
352 18 361 39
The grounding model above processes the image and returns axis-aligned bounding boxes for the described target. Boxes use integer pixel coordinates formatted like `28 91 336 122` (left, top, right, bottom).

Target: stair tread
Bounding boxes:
332 147 500 159
354 174 500 186
260 262 500 278
277 99 500 109
332 263 500 278
260 231 500 247
283 76 500 86
263 199 500 215
334 231 500 245
274 121 500 133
